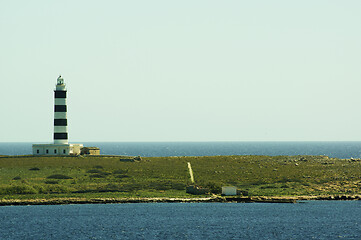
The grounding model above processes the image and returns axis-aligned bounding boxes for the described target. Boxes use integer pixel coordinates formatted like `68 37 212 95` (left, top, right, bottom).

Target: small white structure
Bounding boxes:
222 186 237 196
32 76 83 155
33 144 83 155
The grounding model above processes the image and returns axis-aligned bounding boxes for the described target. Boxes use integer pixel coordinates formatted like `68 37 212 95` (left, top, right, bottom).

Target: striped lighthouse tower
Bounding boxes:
54 75 68 144
32 75 86 155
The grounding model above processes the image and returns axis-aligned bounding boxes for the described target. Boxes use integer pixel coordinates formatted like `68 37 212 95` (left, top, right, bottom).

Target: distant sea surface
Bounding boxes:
1 141 361 159
1 201 361 239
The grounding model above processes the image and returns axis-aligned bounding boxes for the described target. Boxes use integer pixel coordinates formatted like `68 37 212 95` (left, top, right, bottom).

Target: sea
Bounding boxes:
1 141 361 239
1 141 361 158
1 202 361 239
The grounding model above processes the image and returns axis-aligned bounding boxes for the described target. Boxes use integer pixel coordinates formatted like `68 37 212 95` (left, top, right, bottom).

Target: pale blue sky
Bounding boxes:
1 1 361 142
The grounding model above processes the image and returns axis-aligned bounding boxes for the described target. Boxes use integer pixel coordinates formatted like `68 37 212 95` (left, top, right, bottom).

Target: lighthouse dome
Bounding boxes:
57 75 64 85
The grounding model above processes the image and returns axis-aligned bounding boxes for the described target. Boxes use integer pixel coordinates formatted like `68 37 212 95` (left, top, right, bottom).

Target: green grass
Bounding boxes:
0 155 361 200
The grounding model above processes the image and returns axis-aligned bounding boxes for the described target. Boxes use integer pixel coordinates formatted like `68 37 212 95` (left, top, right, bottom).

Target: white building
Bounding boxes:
32 76 83 155
222 186 237 196
32 144 83 155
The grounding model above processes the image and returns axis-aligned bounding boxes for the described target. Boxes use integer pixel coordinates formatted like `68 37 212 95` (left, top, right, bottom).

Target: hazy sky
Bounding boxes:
1 1 361 142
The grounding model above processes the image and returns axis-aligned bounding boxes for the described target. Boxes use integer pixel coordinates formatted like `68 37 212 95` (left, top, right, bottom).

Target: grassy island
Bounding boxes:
1 155 361 204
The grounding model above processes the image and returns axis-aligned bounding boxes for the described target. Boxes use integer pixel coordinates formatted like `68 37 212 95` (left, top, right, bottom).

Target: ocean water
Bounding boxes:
1 141 361 159
0 201 361 239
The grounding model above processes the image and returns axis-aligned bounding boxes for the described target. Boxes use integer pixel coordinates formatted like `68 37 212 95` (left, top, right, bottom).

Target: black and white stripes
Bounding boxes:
54 76 68 144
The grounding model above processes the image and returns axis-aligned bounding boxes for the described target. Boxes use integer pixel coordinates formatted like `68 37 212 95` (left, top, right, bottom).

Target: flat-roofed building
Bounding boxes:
33 144 83 155
222 186 237 196
81 147 100 155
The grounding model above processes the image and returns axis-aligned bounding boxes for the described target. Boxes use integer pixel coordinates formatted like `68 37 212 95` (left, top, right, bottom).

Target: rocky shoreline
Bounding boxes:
1 195 361 206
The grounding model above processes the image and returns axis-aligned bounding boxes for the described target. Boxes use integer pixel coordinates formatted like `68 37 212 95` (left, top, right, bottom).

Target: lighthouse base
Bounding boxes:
32 144 83 156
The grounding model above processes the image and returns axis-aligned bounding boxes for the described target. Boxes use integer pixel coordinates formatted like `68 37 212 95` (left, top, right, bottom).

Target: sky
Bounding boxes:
1 1 361 142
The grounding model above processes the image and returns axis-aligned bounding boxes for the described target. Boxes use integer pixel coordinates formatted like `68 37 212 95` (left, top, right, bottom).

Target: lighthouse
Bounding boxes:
32 76 83 155
54 75 68 144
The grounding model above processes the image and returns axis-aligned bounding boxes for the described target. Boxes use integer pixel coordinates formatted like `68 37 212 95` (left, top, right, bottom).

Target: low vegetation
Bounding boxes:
0 155 361 200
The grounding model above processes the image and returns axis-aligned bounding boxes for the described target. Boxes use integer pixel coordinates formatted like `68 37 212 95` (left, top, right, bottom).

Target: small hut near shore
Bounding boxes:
80 147 100 155
222 186 237 196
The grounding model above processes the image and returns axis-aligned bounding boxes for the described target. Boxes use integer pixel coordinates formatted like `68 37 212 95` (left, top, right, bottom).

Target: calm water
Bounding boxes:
2 141 361 158
0 201 361 239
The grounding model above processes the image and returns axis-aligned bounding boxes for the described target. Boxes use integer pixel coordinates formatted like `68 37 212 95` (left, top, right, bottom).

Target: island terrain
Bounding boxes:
1 155 361 205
